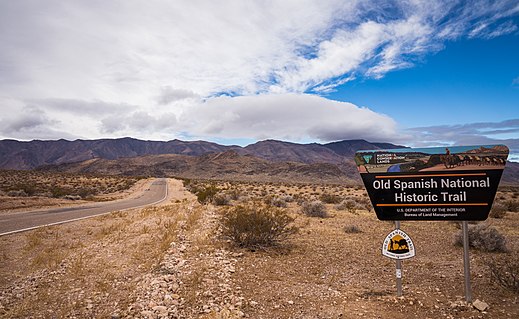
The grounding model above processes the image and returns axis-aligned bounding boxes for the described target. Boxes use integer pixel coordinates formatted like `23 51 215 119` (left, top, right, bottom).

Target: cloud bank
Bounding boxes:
406 120 519 161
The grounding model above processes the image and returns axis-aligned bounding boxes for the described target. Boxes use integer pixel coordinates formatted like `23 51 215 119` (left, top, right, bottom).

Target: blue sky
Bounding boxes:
328 33 519 128
0 1 517 160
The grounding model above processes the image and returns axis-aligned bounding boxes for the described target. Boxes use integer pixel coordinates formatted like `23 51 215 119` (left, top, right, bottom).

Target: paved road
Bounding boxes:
0 178 168 236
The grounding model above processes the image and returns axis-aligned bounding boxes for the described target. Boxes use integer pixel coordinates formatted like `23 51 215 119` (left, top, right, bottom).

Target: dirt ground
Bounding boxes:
0 179 518 318
234 211 519 319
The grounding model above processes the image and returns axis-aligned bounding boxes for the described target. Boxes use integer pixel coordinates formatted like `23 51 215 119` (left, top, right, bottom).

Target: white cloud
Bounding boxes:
176 93 399 142
0 0 517 144
89 93 400 143
157 87 199 105
1 0 517 102
405 120 519 161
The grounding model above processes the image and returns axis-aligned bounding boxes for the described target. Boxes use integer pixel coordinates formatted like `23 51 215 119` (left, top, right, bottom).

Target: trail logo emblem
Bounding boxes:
382 229 415 260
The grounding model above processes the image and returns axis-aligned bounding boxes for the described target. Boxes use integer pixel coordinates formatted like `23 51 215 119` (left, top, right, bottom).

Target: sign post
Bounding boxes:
356 145 509 301
381 221 415 296
395 221 403 297
462 221 472 302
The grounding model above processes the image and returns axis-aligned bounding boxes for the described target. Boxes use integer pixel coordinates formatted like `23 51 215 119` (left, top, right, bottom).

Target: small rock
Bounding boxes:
153 305 168 314
473 299 489 312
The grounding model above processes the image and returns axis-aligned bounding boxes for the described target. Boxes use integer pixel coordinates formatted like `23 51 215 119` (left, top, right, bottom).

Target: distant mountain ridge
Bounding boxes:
0 137 402 170
0 138 237 170
1 137 517 185
40 151 352 184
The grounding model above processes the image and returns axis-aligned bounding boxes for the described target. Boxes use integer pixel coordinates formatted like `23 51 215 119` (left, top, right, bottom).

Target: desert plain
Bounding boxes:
0 171 518 319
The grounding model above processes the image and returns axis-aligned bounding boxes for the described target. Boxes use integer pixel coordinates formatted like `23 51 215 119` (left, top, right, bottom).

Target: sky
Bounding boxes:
0 1 518 160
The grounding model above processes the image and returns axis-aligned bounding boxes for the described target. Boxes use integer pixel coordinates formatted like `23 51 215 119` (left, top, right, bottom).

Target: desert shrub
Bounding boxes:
489 255 519 294
195 184 219 204
264 196 288 208
320 193 342 204
344 225 362 233
7 189 28 197
335 197 372 213
335 199 357 212
301 200 327 218
11 183 37 196
50 186 71 198
220 203 296 249
454 224 507 252
226 188 241 200
282 195 294 202
490 201 508 219
77 187 95 199
505 200 519 213
213 194 230 206
356 197 373 210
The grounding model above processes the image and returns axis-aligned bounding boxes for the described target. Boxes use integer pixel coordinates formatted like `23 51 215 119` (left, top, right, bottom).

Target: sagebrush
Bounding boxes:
454 223 507 252
220 203 297 249
490 201 507 219
301 200 327 218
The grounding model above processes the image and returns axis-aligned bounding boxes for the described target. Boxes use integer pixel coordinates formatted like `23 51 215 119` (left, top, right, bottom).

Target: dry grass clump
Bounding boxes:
343 224 362 233
184 179 237 206
212 193 231 206
489 254 519 294
301 200 327 218
454 223 507 252
335 197 372 213
490 201 508 219
319 193 342 204
185 181 220 204
335 199 359 213
264 196 288 208
220 203 297 249
505 199 519 213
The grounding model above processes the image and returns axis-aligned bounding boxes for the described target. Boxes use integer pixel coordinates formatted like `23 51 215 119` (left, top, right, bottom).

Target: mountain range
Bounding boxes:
1 137 517 184
0 137 403 170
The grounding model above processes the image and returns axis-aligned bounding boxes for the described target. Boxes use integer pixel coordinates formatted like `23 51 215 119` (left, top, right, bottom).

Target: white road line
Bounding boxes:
0 179 169 237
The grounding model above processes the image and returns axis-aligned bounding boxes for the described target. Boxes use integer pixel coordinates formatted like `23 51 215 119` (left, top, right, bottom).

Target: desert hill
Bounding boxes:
39 151 354 184
2 137 518 185
242 140 345 164
0 138 237 170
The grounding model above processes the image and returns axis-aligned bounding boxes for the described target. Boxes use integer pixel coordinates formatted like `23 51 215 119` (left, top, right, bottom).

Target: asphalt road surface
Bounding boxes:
0 178 168 236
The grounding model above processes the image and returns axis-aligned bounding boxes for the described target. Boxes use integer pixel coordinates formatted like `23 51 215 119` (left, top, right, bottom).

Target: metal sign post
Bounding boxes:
462 221 472 303
382 222 415 296
395 220 403 297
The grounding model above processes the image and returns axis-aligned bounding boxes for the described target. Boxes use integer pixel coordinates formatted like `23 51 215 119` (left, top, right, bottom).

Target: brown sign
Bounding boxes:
356 145 509 221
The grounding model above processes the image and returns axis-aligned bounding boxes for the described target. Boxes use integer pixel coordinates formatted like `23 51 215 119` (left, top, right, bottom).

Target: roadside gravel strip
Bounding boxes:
0 178 168 236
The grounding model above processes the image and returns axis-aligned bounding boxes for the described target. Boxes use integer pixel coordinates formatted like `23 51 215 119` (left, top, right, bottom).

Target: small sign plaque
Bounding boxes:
356 145 509 221
382 229 415 260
